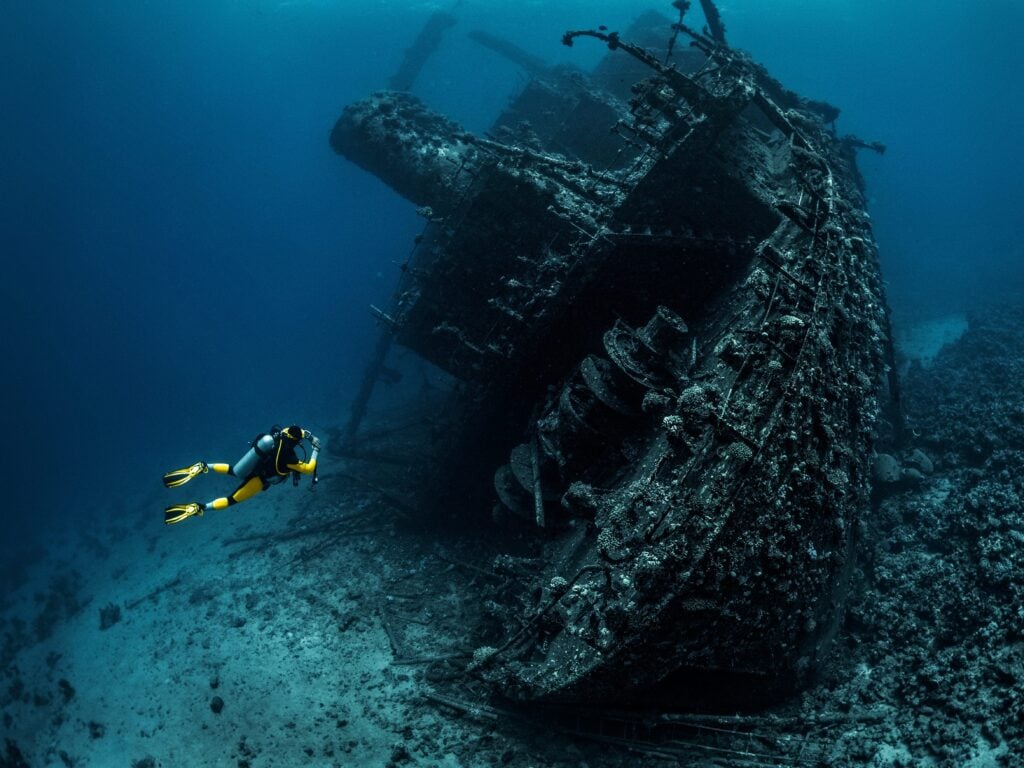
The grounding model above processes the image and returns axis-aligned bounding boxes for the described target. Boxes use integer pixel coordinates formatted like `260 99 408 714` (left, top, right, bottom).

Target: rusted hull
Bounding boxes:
331 6 890 703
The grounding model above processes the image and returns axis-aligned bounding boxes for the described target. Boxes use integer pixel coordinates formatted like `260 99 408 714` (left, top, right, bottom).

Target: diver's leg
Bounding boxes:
165 476 262 526
203 476 265 511
208 463 232 475
167 470 265 525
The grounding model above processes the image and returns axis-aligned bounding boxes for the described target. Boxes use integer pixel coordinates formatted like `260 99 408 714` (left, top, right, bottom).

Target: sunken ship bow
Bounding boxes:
331 4 892 704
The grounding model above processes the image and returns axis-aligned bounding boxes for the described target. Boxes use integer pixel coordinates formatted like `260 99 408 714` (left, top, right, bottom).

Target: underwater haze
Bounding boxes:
1 0 1020 549
2 0 1023 764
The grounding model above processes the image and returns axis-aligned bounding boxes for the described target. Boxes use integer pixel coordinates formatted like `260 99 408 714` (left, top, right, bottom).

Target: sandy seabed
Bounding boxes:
1 476 579 768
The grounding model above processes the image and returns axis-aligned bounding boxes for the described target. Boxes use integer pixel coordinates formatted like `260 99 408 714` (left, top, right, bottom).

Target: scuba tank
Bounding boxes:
232 432 278 478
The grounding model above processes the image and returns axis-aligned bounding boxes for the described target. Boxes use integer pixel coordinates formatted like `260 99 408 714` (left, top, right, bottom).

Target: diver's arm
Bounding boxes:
287 456 317 474
287 432 320 474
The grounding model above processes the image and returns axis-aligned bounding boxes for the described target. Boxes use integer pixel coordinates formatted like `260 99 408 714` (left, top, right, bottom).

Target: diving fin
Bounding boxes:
164 502 204 525
163 462 208 488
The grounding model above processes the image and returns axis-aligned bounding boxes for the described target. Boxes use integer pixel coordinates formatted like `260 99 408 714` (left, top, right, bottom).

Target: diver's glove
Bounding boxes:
310 436 321 450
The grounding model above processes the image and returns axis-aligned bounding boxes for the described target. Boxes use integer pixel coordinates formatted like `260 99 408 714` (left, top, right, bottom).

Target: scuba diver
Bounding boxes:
162 425 321 525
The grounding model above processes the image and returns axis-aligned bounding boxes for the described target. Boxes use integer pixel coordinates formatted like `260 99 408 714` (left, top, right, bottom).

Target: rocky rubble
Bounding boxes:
801 304 1024 766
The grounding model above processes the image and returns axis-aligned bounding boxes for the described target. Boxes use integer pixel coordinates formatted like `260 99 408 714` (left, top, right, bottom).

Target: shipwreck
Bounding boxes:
329 1 894 705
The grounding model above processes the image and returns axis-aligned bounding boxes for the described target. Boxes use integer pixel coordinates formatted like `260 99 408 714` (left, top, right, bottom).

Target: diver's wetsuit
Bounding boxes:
205 436 317 510
162 425 319 524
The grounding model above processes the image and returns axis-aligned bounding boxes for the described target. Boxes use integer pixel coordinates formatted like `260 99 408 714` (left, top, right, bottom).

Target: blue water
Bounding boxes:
1 0 1020 549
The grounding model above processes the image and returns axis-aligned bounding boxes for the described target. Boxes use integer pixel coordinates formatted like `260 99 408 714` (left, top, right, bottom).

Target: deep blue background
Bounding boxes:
1 1 1020 552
